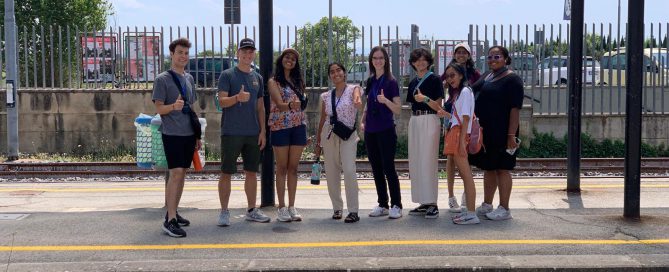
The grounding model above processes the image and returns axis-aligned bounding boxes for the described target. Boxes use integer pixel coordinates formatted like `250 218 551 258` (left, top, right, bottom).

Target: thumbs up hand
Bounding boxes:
173 94 185 111
237 85 251 103
290 97 301 111
376 89 387 104
414 88 426 103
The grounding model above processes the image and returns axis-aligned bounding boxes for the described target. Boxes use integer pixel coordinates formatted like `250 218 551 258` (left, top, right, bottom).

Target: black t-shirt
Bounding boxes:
471 72 524 150
406 73 444 112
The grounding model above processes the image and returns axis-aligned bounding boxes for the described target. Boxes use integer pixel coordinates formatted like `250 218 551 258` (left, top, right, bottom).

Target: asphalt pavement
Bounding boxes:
1 176 668 271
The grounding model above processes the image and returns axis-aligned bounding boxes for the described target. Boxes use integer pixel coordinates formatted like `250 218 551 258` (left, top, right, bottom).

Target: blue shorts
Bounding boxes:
271 124 307 147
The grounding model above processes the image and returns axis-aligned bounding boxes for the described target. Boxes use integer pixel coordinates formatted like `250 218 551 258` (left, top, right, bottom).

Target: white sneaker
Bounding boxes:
246 208 271 223
217 209 230 227
389 205 402 219
368 206 389 217
448 196 462 213
277 207 292 222
486 206 513 221
476 202 494 216
288 207 302 222
453 212 481 225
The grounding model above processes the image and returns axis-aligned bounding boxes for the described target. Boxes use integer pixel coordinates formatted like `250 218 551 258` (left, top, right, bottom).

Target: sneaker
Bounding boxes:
389 205 403 219
408 204 429 215
164 212 190 227
486 206 513 221
217 209 230 227
453 212 481 225
277 207 292 222
246 208 271 223
332 210 343 220
369 206 389 217
476 202 494 216
162 218 186 238
448 196 461 213
344 212 360 223
425 205 439 219
288 207 302 222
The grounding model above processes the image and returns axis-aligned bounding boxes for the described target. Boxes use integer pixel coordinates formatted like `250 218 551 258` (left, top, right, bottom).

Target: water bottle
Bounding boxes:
311 159 322 185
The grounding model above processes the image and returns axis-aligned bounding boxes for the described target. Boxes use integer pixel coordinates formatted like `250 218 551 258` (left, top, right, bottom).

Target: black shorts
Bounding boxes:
469 147 517 171
162 134 197 169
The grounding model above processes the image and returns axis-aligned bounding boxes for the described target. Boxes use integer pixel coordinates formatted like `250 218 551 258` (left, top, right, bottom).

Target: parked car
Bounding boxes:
186 57 259 88
510 52 538 85
537 56 601 86
600 48 669 86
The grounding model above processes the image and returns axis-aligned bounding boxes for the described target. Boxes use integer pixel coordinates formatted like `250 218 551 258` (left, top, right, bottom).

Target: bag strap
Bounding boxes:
412 71 434 95
166 70 188 102
330 86 357 129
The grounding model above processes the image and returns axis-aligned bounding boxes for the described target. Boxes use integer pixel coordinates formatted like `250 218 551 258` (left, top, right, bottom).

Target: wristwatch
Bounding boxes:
423 97 430 103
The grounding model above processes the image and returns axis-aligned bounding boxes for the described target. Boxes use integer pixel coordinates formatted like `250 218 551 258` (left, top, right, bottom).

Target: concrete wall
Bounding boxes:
0 88 667 154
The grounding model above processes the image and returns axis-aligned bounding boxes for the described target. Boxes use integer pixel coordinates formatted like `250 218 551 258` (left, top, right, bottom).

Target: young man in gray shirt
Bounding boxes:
152 38 201 238
216 38 270 225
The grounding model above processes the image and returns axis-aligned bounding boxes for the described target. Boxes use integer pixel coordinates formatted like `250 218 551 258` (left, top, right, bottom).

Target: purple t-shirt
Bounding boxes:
364 76 400 133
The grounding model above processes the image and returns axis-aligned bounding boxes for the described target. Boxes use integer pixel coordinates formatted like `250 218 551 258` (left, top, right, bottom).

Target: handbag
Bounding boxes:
452 93 484 155
167 70 202 140
329 88 356 141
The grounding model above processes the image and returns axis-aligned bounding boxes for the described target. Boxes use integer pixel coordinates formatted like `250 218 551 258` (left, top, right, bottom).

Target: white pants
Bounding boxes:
408 114 440 205
320 126 359 213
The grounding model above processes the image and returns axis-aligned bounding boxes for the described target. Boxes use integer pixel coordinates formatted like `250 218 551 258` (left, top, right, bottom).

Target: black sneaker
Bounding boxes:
344 212 360 223
164 212 190 227
425 205 439 219
162 218 187 238
408 204 429 215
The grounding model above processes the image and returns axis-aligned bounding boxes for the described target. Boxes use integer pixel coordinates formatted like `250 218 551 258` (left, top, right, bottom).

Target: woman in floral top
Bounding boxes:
267 48 307 222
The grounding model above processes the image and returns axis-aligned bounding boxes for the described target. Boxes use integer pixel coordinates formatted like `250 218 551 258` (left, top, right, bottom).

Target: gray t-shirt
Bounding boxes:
217 66 264 136
152 70 197 136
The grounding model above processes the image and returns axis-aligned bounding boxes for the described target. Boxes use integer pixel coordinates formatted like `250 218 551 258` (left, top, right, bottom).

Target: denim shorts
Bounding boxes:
270 124 307 147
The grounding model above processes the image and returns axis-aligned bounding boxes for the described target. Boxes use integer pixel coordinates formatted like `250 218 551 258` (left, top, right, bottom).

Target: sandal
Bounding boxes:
344 212 360 223
332 210 343 220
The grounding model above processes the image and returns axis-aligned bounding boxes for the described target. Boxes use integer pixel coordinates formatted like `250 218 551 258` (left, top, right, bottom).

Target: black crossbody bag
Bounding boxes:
166 70 202 140
329 88 356 141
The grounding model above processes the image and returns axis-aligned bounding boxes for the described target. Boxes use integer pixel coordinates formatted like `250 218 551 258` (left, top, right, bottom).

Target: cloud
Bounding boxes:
111 0 144 9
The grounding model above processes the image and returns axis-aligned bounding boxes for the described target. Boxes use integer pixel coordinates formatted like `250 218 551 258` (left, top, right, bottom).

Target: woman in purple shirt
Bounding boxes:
360 46 403 219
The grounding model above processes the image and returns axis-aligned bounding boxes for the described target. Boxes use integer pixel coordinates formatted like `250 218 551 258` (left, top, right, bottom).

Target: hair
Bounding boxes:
169 38 191 53
272 51 305 94
328 62 346 75
444 63 469 101
364 46 394 94
442 47 476 82
409 48 434 71
489 45 512 65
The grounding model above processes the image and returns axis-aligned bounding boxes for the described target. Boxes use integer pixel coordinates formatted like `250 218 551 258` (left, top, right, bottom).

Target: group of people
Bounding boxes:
152 37 524 238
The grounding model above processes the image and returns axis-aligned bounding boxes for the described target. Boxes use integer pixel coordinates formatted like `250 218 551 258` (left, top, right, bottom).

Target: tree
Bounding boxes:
293 16 360 87
0 0 113 87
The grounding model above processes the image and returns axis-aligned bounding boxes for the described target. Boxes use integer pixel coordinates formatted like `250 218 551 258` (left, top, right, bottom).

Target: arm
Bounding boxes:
315 100 327 157
352 86 363 109
380 96 402 115
360 104 367 131
459 115 470 155
153 100 182 115
257 98 267 150
425 98 444 112
218 90 239 108
268 79 292 111
507 108 520 149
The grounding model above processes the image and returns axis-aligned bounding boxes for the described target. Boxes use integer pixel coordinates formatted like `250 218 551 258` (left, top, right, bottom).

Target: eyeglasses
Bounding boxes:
372 56 385 61
444 73 457 79
487 55 503 61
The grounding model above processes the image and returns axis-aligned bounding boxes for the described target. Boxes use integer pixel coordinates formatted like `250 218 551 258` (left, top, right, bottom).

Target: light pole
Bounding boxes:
4 0 19 161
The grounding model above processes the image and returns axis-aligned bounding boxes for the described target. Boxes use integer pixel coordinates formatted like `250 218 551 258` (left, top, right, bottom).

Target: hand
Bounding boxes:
289 97 301 111
237 85 250 103
376 89 387 104
507 135 519 150
173 94 185 111
437 109 448 118
414 88 426 103
196 139 202 151
360 122 365 131
258 133 266 150
314 145 322 158
354 93 363 109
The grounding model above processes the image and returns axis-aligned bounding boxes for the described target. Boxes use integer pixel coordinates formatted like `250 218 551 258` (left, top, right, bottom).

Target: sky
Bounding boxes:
108 0 669 53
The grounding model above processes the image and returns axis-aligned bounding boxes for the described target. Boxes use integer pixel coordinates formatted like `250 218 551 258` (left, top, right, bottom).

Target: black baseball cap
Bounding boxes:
238 38 256 50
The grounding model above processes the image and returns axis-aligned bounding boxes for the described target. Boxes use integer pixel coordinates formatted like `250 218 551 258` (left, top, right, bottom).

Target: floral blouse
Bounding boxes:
321 84 357 129
268 85 307 131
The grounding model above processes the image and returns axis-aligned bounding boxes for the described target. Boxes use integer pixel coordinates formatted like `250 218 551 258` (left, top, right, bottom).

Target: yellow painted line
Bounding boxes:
1 184 669 193
1 239 668 252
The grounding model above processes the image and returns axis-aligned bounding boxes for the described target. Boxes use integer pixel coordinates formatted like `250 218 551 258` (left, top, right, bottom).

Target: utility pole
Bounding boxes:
259 0 275 207
4 0 20 161
566 0 584 192
328 0 333 65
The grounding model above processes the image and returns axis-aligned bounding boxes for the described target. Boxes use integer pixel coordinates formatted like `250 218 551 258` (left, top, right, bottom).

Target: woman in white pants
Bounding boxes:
315 62 364 223
405 48 444 219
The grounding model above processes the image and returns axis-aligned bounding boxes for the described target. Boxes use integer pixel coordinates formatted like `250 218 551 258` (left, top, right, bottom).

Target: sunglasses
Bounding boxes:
487 55 503 61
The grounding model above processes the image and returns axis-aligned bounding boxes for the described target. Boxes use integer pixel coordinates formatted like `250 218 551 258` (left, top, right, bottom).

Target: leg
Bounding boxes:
483 170 498 205
287 145 305 207
341 135 359 213
219 135 244 211
166 168 186 220
273 146 290 208
497 170 513 209
244 171 258 209
446 157 456 197
322 128 343 211
378 128 401 208
453 155 476 212
218 173 232 210
366 131 389 208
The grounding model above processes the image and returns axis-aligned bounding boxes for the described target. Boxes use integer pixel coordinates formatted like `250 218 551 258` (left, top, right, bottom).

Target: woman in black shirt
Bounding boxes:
405 48 444 219
470 46 523 221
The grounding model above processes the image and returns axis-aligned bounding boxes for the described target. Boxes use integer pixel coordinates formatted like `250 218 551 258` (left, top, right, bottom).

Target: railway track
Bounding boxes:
1 158 668 179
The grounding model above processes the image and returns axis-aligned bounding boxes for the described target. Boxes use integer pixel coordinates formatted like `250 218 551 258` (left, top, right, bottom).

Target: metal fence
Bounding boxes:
1 23 668 115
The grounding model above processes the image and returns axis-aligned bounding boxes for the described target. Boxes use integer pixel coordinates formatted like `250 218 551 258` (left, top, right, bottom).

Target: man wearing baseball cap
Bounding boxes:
216 37 270 226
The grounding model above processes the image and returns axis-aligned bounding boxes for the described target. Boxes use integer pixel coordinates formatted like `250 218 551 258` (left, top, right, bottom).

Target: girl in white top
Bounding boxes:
438 63 479 225
315 62 364 223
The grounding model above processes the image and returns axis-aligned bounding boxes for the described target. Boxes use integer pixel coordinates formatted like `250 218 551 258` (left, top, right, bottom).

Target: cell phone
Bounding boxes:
505 137 522 155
